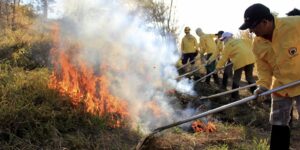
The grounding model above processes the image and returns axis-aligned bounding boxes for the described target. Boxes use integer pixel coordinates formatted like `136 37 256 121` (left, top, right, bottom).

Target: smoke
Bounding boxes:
55 0 196 133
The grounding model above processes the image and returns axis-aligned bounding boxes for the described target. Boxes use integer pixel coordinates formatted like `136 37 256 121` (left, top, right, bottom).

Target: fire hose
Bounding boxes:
198 83 257 100
136 80 300 150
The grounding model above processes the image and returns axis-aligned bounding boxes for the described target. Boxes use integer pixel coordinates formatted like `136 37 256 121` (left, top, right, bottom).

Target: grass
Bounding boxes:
0 22 52 69
0 67 140 149
137 66 274 150
140 121 269 150
0 63 279 150
205 144 228 150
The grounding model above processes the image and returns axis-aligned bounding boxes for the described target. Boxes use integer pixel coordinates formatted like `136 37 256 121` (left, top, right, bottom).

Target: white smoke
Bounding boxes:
57 0 196 133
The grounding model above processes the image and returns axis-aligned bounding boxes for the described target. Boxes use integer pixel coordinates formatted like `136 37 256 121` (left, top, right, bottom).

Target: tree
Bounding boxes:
11 0 21 30
23 0 55 19
130 0 178 38
41 0 48 18
0 0 21 30
39 0 55 18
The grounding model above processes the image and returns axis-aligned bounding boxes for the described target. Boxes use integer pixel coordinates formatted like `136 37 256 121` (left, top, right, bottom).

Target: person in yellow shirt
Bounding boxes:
180 26 198 72
240 3 300 150
215 31 224 56
216 32 256 99
196 28 219 85
286 7 300 135
215 30 233 90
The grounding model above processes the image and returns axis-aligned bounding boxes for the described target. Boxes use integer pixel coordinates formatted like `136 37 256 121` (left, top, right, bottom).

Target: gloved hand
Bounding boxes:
254 86 269 102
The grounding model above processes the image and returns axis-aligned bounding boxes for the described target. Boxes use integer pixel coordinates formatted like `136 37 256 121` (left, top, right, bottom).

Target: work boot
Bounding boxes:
213 73 220 85
231 92 240 101
270 125 290 150
249 84 257 94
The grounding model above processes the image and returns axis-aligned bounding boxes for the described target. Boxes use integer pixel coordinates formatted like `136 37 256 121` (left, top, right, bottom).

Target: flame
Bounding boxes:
49 24 129 128
206 122 217 132
191 120 205 132
191 120 217 133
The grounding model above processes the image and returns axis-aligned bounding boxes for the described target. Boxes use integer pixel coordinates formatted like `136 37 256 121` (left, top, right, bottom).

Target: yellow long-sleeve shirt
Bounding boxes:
216 38 255 71
252 16 300 97
199 34 218 62
181 34 197 53
216 39 223 54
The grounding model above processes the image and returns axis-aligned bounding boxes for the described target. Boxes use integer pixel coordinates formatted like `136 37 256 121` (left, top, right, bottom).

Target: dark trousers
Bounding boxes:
204 53 219 84
270 125 290 150
182 52 198 65
222 60 233 89
231 63 256 98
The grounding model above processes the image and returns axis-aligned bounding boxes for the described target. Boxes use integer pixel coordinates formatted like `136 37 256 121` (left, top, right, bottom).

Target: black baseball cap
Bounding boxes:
239 3 271 30
286 8 300 16
215 30 224 36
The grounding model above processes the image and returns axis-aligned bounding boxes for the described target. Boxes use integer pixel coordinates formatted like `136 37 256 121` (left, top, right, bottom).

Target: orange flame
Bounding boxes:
49 24 129 128
192 120 205 132
192 120 217 133
206 122 217 132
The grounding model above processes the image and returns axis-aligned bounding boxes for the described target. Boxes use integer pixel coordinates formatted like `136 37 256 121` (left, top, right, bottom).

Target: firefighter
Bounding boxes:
215 31 224 56
180 26 198 72
196 28 219 85
286 7 300 133
216 32 256 99
239 3 300 150
215 30 233 90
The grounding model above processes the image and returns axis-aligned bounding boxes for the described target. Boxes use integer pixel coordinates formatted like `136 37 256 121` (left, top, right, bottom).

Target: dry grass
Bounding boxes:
0 67 141 149
140 122 271 150
1 64 298 150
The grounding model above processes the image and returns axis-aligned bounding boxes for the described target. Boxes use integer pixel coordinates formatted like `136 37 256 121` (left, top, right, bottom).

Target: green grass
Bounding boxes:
0 24 52 69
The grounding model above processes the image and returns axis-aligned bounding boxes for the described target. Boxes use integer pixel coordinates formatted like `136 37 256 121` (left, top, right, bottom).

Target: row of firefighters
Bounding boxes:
179 27 256 99
178 5 300 150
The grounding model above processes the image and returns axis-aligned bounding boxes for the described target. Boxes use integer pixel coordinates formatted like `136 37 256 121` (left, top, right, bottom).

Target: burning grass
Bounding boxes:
0 67 140 149
49 25 130 128
192 120 217 133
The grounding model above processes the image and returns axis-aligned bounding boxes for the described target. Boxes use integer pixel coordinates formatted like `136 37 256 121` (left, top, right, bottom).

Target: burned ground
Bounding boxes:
138 68 300 150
